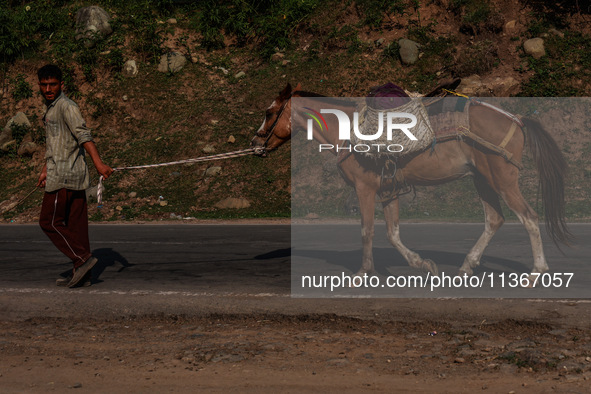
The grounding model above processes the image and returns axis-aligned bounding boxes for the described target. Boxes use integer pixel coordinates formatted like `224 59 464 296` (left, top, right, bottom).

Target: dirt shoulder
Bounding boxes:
1 289 590 393
1 312 590 393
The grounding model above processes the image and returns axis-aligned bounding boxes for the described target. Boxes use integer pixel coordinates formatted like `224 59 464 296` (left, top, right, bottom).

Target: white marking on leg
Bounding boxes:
387 222 422 268
515 212 548 274
461 221 497 273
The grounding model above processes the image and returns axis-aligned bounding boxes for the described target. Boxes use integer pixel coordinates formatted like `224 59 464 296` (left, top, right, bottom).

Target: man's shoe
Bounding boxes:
56 271 91 287
68 257 98 288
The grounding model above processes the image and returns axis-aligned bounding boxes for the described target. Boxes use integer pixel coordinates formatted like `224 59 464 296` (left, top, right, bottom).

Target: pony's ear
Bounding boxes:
294 83 302 92
279 83 292 99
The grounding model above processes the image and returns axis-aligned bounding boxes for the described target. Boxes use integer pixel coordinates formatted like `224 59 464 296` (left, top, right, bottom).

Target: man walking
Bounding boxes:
36 64 113 287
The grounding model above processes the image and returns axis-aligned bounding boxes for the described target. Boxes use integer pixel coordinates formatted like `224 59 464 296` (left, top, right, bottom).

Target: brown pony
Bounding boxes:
251 83 571 278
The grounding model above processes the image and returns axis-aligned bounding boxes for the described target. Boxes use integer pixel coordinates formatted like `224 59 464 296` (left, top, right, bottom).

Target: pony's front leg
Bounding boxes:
355 186 378 277
459 175 505 276
382 198 438 275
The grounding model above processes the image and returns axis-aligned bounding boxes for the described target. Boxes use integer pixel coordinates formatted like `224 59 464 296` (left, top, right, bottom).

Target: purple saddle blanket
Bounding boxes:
366 83 410 109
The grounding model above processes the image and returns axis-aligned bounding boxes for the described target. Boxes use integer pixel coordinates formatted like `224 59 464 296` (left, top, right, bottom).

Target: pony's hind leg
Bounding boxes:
500 186 549 274
355 185 378 277
459 175 505 276
382 198 438 275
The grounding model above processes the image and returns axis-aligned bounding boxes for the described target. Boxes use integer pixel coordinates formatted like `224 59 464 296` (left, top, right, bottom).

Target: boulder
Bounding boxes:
271 52 284 62
398 39 420 65
75 6 113 48
0 140 16 152
504 20 517 34
202 144 215 154
0 129 12 147
205 166 222 176
122 60 138 77
158 52 187 73
214 198 251 209
487 76 519 96
523 38 546 59
17 141 38 156
4 112 31 131
17 133 39 156
457 75 519 97
548 28 564 38
1 112 31 146
457 75 486 96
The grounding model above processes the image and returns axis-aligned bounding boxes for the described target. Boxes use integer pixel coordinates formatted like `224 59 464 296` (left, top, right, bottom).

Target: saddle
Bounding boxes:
338 80 523 200
421 79 523 169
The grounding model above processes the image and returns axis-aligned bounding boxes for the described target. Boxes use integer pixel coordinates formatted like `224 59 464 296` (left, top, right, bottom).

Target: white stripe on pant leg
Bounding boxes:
51 192 84 263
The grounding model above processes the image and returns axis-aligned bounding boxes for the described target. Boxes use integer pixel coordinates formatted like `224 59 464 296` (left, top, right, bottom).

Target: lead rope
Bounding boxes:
0 186 39 215
97 148 263 205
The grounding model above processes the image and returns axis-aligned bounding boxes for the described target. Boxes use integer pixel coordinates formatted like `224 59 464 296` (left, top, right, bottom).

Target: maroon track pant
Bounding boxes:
39 189 92 269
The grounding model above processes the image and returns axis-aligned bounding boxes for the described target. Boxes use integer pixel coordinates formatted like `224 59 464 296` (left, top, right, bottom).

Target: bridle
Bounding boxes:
256 92 293 154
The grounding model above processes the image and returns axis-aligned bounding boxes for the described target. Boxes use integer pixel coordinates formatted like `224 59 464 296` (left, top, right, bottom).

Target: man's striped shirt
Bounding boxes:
43 92 93 192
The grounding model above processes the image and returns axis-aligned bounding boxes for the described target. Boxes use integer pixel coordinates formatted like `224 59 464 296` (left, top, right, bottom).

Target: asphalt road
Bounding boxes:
1 223 589 326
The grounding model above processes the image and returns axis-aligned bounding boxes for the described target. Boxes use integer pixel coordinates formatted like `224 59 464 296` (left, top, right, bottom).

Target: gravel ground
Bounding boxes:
1 313 590 393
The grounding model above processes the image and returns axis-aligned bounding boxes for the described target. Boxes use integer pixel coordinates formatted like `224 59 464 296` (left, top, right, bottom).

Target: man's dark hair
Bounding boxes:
37 64 63 82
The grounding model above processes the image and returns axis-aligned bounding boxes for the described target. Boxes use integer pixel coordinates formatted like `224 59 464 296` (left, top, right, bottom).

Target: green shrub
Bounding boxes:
10 122 32 145
77 46 99 83
0 122 37 158
87 94 115 119
450 0 503 35
352 0 407 28
0 4 37 63
131 21 165 63
520 32 591 96
58 64 81 99
105 48 125 72
191 0 320 57
9 74 33 101
382 41 400 60
0 1 72 64
452 39 498 76
403 31 455 91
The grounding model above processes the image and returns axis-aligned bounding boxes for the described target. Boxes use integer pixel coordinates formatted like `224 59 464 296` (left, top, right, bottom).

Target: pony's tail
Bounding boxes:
522 117 573 247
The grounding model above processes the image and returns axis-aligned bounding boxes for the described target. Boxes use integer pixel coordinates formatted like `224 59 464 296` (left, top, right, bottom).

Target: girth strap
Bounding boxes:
499 121 518 149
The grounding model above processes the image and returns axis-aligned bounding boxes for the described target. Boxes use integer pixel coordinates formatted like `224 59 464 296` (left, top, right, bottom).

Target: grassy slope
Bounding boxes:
1 1 590 222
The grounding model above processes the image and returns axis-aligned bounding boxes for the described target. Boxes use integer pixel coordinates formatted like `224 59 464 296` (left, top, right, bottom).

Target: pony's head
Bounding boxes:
251 83 301 155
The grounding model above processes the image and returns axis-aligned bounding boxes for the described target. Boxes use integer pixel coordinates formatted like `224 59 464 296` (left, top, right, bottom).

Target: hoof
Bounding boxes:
458 267 473 277
421 259 438 276
523 274 540 288
350 270 378 287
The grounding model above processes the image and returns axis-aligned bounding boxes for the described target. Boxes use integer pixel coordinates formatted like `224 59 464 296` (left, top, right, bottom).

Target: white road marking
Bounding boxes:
1 287 589 302
0 287 289 297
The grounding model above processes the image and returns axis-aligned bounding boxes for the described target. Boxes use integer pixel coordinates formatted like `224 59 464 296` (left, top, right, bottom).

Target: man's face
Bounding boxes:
38 77 63 103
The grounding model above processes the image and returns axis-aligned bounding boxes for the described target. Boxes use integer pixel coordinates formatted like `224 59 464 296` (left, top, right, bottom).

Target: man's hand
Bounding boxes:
82 141 114 180
37 165 47 188
96 163 114 180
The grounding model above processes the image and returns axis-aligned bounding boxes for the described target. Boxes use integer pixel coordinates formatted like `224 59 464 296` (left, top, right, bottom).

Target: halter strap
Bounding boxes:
261 92 293 150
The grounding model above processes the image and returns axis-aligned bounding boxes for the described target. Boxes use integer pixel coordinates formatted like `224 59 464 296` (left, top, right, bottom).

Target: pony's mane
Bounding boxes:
293 90 358 107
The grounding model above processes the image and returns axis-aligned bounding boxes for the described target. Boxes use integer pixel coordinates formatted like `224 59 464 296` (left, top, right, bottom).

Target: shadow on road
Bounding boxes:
92 248 133 283
58 248 132 284
292 247 530 276
255 248 292 260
